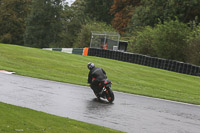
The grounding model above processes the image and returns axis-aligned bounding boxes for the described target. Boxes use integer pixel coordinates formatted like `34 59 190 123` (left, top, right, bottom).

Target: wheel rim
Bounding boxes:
107 96 111 101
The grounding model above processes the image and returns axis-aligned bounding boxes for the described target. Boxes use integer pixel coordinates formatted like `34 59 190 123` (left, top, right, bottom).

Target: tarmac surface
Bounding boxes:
0 73 200 133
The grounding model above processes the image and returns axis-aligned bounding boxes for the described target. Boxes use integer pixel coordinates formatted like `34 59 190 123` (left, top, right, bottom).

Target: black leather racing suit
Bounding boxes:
88 67 107 94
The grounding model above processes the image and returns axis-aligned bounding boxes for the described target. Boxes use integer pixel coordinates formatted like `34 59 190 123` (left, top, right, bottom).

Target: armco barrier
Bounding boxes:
62 48 73 53
87 48 200 76
52 48 62 51
72 48 84 55
43 48 88 56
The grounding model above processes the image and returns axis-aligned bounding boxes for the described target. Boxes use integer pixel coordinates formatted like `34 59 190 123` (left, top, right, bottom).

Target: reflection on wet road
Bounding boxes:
0 73 200 133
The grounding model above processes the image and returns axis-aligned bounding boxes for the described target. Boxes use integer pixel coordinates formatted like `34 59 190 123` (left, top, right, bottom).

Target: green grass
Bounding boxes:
0 43 200 105
0 102 122 133
0 43 200 132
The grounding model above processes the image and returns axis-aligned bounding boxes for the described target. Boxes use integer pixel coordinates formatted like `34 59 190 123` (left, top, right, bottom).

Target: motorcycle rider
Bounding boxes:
87 62 107 97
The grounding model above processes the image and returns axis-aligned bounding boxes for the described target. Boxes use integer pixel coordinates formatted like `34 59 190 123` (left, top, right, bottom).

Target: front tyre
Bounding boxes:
106 88 114 103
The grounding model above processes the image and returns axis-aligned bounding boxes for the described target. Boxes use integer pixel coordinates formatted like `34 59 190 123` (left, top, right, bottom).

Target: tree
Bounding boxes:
73 21 116 48
128 0 200 32
131 19 190 62
110 0 140 34
166 0 200 23
128 0 167 31
130 26 156 56
0 0 31 45
58 0 89 48
152 20 190 61
186 22 200 65
84 0 113 24
24 0 64 48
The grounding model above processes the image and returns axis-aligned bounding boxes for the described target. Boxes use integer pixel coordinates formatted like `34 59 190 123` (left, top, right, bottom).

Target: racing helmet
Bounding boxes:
87 62 95 70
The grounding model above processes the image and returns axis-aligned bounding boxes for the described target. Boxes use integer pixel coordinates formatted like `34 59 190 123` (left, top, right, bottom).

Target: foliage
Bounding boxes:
129 26 156 56
0 0 31 45
128 0 167 32
24 0 64 48
110 0 140 34
186 22 200 65
152 20 190 61
58 0 89 48
130 19 190 62
128 0 200 33
73 21 116 48
166 0 200 23
84 0 113 24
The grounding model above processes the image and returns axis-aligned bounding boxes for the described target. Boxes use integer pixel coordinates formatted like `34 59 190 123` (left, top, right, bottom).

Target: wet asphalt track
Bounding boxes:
0 73 200 133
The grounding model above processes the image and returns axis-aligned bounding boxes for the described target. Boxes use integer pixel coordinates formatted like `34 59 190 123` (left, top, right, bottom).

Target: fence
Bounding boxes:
88 48 200 76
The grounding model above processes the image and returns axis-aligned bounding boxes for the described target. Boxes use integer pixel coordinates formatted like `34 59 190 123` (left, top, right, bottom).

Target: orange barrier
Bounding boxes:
83 47 89 56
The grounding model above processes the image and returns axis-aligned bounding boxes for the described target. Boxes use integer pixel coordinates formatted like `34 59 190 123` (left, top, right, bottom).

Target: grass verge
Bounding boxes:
0 102 122 133
0 43 200 105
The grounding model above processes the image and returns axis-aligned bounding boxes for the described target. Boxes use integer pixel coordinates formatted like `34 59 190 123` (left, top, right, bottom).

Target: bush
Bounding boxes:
186 25 200 65
152 19 190 61
130 26 156 56
73 21 116 48
130 19 191 62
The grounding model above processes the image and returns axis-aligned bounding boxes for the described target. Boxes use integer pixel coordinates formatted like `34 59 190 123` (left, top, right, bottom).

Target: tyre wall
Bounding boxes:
88 48 200 76
43 47 200 76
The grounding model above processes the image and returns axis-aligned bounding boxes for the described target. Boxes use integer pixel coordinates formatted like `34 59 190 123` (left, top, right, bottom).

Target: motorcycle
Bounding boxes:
94 79 115 103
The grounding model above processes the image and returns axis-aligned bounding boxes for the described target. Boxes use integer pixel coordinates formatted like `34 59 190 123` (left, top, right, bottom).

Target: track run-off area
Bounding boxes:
0 73 200 133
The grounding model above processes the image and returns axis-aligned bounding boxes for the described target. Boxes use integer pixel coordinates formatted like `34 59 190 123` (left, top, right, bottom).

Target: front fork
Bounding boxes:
99 86 110 99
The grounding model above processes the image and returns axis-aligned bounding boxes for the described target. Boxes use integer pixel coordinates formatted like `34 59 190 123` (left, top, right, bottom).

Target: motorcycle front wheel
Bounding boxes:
105 87 114 103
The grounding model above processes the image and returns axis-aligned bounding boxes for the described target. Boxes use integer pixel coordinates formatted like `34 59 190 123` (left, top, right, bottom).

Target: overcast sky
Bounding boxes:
65 0 75 6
